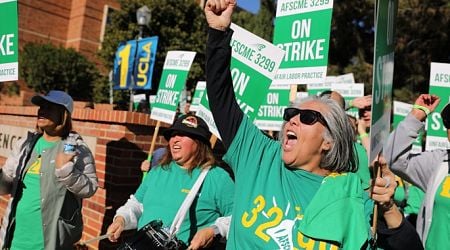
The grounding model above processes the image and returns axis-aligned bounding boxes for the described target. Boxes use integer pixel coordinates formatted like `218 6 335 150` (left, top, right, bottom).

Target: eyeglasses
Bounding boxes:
283 108 330 130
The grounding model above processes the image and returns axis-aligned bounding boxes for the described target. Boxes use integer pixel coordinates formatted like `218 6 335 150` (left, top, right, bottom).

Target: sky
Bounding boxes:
237 0 261 14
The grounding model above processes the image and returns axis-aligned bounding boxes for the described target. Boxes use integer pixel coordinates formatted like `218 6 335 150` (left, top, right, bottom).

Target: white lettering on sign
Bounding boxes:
267 93 279 105
231 68 250 96
156 89 179 106
291 19 311 39
0 34 14 56
374 52 394 104
258 105 287 117
431 113 447 131
165 74 177 88
277 39 325 62
236 99 255 114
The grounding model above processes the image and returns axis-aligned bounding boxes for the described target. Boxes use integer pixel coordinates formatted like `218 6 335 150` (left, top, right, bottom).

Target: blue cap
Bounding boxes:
31 90 74 114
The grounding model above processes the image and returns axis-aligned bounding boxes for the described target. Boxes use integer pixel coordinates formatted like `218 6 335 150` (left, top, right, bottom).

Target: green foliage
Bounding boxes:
394 0 450 97
92 74 130 107
0 82 20 96
19 43 99 101
98 0 278 107
97 0 450 107
233 0 276 42
98 0 207 104
328 0 375 95
329 0 450 102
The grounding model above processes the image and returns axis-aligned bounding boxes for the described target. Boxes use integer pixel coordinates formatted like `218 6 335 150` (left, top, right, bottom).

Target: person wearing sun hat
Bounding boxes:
107 114 234 249
0 90 97 249
384 94 450 249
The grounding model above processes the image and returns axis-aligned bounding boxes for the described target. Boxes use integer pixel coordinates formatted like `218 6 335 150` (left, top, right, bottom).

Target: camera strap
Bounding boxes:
168 167 210 238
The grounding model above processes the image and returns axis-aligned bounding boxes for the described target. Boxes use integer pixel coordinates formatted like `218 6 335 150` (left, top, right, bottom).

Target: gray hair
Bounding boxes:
279 95 357 173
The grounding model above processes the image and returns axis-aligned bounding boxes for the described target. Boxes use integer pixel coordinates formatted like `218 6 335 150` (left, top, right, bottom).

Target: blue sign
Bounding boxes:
113 36 159 90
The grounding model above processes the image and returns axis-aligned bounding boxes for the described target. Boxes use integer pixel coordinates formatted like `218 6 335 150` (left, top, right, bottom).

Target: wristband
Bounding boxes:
348 99 353 108
412 104 431 116
358 133 369 139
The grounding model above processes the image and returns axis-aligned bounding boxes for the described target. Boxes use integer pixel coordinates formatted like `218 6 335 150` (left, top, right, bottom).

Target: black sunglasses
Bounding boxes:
283 108 330 130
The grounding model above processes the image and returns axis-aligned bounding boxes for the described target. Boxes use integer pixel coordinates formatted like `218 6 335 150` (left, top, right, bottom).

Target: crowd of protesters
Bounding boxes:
0 0 448 249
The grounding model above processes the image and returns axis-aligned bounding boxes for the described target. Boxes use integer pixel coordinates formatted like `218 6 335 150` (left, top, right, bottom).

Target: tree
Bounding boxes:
328 0 375 94
233 0 276 42
394 0 450 101
329 0 450 101
19 43 99 101
97 0 207 106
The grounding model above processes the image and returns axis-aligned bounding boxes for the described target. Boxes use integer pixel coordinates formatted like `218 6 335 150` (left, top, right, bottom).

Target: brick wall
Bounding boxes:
18 0 120 67
0 105 169 249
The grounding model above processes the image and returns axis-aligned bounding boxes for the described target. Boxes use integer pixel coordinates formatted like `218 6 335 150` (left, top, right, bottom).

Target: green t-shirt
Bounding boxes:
11 137 57 250
224 116 370 249
354 142 371 190
404 185 424 215
393 177 407 206
394 178 424 215
134 162 234 244
425 175 450 249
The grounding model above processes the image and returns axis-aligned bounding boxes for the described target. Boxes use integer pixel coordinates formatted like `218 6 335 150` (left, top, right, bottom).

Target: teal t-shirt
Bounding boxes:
224 116 370 249
354 142 371 190
134 162 234 244
394 178 424 215
11 137 57 250
425 174 450 249
404 185 424 215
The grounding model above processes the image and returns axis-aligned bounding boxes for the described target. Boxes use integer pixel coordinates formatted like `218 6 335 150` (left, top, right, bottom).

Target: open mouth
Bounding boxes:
284 131 297 151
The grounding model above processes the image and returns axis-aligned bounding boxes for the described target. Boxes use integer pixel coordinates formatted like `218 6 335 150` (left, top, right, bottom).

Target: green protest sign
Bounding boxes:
426 62 450 150
326 73 355 84
331 83 364 118
133 93 146 110
0 0 18 82
190 81 206 113
307 82 331 96
197 23 284 139
393 101 423 152
369 0 397 162
272 0 333 85
296 91 308 100
150 51 196 124
254 84 290 131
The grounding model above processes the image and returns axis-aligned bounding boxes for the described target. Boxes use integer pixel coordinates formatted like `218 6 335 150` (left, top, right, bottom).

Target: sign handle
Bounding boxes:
289 84 297 103
370 155 381 246
210 135 218 149
143 120 161 180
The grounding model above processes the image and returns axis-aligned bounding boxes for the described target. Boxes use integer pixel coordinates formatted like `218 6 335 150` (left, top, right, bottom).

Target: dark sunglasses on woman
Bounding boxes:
283 108 330 130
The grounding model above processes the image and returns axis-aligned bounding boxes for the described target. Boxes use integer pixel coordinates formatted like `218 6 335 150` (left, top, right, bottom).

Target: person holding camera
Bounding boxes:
0 90 97 249
107 114 234 249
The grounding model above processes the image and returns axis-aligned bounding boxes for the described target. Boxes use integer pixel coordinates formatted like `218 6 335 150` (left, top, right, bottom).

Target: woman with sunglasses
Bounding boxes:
204 1 371 249
384 94 450 249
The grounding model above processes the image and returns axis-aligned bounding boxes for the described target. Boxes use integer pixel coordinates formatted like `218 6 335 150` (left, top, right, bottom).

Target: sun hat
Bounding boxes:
31 90 74 114
163 114 212 146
